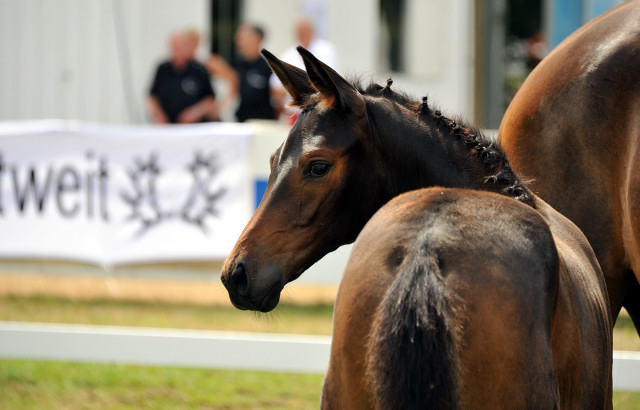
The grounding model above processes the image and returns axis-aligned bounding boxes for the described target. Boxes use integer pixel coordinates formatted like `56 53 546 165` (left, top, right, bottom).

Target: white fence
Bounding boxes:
0 321 330 374
0 321 638 392
0 322 331 373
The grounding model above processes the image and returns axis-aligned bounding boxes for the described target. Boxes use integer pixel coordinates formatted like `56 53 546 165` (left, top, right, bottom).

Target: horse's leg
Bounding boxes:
321 250 394 409
617 144 640 335
605 270 628 324
622 269 640 333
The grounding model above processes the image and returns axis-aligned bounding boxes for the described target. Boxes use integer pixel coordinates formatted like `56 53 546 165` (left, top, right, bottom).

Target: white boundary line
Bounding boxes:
0 321 638 392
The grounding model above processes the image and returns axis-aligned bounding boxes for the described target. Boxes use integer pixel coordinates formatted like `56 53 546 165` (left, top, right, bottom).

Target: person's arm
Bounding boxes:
148 64 170 124
148 95 169 124
207 53 239 114
177 96 216 123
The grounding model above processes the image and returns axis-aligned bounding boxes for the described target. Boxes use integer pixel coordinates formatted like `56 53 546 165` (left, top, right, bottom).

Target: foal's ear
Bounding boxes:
262 49 315 106
297 46 365 115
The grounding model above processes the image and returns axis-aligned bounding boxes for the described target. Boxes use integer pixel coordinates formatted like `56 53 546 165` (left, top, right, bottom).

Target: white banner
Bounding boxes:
0 121 252 266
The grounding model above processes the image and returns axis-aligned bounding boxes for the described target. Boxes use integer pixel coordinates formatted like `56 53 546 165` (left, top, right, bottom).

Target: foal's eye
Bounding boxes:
307 161 331 178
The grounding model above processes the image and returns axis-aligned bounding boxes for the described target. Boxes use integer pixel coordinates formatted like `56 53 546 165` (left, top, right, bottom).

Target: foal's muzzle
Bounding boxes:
221 259 284 312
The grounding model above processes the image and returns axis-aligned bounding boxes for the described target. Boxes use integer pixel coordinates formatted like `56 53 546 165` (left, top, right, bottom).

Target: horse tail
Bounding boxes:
366 250 460 410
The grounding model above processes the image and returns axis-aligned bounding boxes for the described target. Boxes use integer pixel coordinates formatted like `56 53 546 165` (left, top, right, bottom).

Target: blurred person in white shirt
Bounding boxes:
270 17 338 124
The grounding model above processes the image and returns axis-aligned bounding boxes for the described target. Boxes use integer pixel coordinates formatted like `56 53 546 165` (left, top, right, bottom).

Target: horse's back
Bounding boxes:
499 0 640 308
501 0 640 149
325 188 565 409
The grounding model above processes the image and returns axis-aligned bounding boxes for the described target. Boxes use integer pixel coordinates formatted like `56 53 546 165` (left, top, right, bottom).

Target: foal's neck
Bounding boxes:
370 98 534 207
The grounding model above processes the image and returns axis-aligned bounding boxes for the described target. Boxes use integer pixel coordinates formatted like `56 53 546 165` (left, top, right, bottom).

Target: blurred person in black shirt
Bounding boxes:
205 24 276 122
148 30 217 124
231 23 276 122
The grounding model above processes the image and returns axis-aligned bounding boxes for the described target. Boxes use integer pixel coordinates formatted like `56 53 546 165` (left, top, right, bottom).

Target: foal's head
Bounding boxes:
220 47 532 311
221 48 386 311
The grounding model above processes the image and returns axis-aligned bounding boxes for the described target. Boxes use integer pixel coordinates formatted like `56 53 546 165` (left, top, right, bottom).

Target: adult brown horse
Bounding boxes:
221 48 612 408
500 0 640 334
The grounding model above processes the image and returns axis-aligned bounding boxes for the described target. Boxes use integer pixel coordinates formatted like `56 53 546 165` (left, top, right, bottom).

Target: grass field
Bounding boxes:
0 295 334 335
0 294 639 408
0 360 324 409
0 360 637 410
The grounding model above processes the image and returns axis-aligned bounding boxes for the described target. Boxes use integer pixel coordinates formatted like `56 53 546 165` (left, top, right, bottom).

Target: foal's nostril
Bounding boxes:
233 263 249 296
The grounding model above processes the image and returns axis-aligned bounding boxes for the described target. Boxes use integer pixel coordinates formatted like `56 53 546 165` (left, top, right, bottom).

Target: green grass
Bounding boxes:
0 360 323 409
0 295 334 336
614 392 640 410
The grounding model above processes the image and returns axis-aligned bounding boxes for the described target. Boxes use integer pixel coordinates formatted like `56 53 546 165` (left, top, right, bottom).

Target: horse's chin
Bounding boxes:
257 288 282 312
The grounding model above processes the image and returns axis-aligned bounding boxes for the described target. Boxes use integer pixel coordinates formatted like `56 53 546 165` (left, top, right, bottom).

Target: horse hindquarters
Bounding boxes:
365 239 560 409
325 188 562 409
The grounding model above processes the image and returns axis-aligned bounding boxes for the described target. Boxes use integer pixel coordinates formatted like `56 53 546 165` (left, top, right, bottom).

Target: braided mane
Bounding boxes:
357 80 535 208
